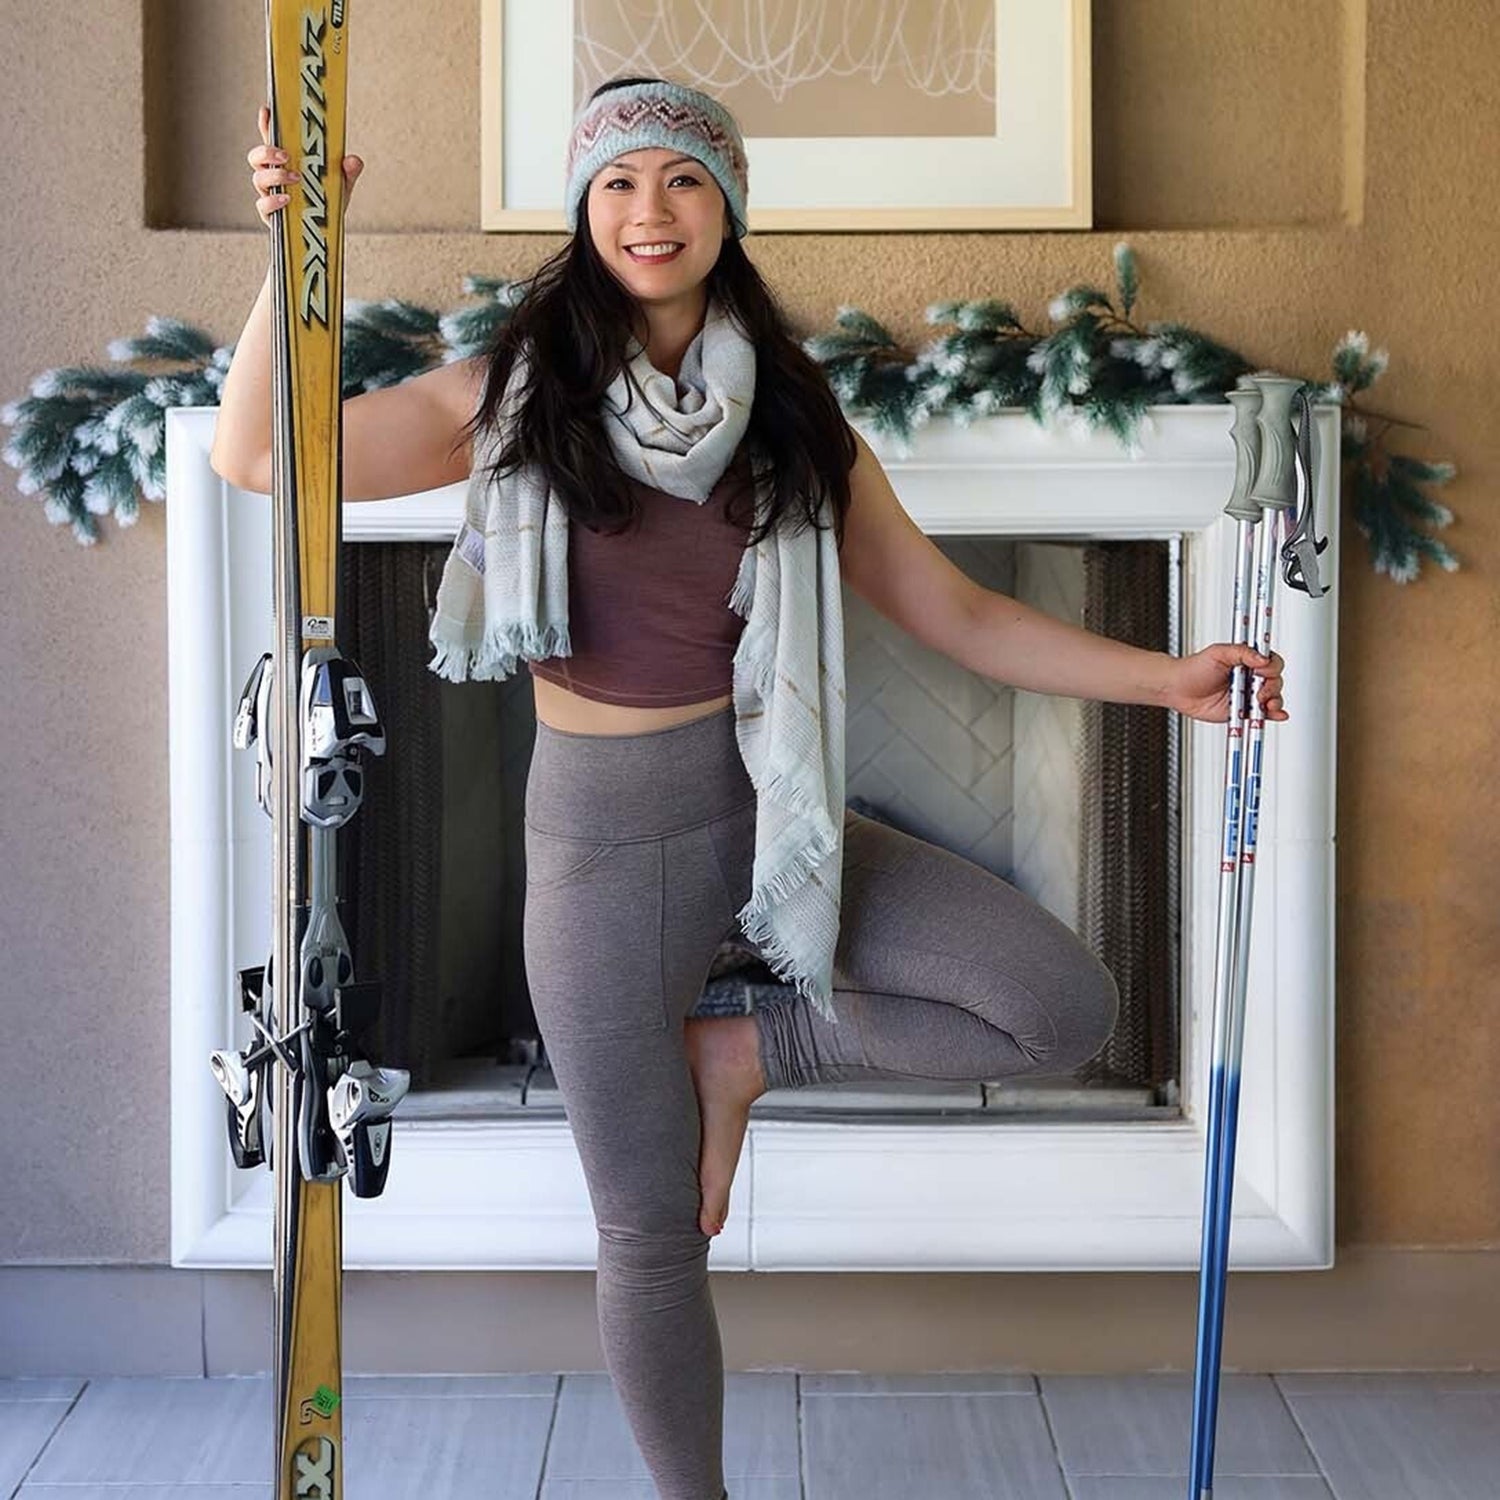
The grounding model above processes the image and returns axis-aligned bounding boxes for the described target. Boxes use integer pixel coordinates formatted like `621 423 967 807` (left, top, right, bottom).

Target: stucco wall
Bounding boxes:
2 1 1495 1368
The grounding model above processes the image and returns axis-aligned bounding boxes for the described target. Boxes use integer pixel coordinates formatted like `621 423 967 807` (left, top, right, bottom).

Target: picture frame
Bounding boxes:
480 0 1092 234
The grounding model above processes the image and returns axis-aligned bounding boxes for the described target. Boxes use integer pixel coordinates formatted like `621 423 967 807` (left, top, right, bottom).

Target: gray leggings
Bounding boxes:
522 703 1119 1500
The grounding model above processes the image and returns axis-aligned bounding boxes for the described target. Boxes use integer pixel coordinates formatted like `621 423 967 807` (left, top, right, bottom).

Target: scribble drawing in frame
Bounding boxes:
481 0 1092 233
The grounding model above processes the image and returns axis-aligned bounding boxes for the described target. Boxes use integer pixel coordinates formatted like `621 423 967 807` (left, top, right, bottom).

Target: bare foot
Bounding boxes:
684 1013 766 1237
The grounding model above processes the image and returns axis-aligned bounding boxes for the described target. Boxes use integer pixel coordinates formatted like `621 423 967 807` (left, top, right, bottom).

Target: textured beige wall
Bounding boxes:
1 1 1495 1362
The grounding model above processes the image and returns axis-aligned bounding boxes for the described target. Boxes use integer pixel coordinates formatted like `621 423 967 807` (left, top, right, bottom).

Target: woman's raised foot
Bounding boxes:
683 1013 765 1237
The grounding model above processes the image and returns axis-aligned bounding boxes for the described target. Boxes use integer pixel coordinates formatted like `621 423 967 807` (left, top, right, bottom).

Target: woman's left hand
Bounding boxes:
1167 644 1288 724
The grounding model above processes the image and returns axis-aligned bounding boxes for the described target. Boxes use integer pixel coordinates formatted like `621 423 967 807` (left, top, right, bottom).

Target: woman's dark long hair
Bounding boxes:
452 75 856 552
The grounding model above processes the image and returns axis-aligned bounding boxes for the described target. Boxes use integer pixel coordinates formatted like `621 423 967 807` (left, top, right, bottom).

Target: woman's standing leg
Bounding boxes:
522 709 755 1500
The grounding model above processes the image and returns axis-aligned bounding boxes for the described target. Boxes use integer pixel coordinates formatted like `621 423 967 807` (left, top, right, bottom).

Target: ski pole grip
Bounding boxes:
1223 384 1264 523
1246 372 1303 514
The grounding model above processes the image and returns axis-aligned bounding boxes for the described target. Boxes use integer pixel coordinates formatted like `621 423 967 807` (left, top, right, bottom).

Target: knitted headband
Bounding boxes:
564 80 750 240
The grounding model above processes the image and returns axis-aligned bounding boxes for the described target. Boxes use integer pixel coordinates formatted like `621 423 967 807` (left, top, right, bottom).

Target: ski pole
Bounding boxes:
1187 380 1267 1500
1188 373 1327 1499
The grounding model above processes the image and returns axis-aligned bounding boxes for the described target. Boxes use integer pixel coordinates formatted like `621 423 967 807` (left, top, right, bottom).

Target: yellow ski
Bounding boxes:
210 5 409 1497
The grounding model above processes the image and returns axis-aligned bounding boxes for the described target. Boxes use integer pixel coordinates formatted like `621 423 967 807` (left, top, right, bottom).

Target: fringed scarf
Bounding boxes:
426 296 847 1022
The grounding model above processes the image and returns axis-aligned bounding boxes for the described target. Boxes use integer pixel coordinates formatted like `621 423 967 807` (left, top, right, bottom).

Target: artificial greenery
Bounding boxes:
0 243 1458 583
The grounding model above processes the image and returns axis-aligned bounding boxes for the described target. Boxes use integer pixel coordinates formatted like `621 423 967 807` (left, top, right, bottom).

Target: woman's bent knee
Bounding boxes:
1048 957 1120 1072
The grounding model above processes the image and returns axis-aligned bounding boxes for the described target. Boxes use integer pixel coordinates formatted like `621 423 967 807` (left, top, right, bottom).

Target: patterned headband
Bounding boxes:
563 80 750 240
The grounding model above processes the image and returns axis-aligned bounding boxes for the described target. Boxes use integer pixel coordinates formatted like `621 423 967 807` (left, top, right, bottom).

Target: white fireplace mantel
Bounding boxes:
167 402 1338 1273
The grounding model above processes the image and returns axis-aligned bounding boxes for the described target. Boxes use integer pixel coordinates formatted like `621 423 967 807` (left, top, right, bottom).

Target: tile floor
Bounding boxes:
2 1370 1497 1498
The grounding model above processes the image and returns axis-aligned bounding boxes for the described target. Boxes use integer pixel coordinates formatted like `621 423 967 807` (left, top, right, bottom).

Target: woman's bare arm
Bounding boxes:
209 281 487 502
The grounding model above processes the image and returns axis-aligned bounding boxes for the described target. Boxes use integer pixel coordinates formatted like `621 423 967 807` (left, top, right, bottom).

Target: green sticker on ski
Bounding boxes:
311 1384 341 1417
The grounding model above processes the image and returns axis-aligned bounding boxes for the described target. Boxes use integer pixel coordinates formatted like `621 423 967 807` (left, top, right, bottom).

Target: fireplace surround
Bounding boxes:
167 401 1338 1272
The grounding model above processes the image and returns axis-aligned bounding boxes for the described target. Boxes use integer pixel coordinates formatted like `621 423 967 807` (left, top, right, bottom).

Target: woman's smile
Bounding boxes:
625 242 685 263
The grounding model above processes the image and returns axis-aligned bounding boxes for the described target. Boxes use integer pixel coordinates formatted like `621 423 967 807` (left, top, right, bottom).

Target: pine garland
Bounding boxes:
0 244 1458 583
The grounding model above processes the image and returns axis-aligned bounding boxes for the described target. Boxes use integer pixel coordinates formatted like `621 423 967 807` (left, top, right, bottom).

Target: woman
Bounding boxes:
217 75 1287 1500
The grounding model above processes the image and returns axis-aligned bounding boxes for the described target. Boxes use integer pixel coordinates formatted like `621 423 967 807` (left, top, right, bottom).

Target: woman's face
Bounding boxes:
585 146 730 302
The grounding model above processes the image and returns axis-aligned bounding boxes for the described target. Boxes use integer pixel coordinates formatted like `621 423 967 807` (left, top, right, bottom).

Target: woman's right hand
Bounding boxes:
250 102 363 224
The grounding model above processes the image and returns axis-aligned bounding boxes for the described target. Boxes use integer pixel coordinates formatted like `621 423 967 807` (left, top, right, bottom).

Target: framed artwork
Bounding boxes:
480 0 1092 233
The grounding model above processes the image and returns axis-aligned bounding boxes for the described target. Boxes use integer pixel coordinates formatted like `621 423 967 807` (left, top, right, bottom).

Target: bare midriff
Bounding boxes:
531 673 732 736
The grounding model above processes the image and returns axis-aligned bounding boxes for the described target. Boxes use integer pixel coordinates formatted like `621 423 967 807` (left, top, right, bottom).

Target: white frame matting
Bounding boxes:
480 0 1092 232
167 402 1338 1272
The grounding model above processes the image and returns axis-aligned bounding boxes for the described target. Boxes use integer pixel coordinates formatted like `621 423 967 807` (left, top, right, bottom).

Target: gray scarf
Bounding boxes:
427 296 848 1023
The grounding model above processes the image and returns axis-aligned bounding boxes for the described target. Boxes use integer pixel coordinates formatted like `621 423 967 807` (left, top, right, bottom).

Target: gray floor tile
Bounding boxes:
539 1485 662 1500
541 1373 800 1491
341 1372 557 1399
342 1391 555 1499
1273 1370 1500 1394
1041 1372 1319 1477
542 1372 654 1482
543 1483 799 1499
27 1377 270 1485
19 1489 271 1498
0 1380 84 1402
1 1400 76 1496
801 1371 1033 1395
721 1374 799 1480
724 1482 802 1500
800 1389 1067 1500
1068 1480 1333 1499
1277 1387 1500 1500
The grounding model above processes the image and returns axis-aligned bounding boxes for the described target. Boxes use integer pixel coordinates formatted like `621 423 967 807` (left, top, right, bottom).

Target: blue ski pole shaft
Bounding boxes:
1189 507 1258 1500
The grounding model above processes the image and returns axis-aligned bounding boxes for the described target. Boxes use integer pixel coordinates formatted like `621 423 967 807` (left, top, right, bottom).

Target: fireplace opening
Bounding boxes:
333 534 1182 1123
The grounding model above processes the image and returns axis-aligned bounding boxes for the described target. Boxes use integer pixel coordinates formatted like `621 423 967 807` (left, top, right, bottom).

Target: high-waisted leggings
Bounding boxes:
522 702 1120 1500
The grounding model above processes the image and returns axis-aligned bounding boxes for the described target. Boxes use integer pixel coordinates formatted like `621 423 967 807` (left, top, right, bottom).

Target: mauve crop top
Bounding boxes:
527 444 757 707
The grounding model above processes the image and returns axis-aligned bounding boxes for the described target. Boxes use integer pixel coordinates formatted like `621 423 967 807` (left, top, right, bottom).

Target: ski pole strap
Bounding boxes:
1280 387 1329 598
